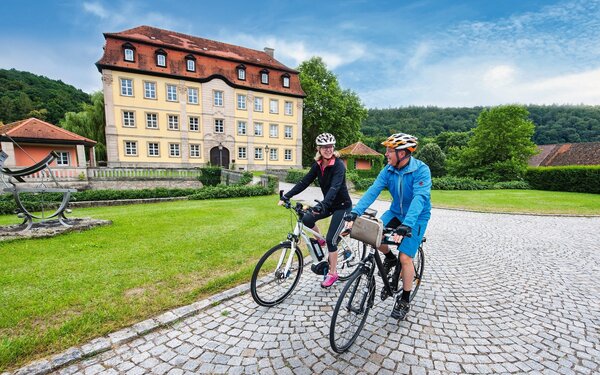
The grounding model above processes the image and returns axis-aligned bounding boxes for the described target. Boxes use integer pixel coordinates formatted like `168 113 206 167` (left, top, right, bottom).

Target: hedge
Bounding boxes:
285 169 309 183
199 166 222 186
525 166 600 194
188 184 274 200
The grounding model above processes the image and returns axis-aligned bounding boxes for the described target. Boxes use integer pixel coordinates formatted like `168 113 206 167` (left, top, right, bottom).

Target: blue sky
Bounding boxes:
1 0 599 108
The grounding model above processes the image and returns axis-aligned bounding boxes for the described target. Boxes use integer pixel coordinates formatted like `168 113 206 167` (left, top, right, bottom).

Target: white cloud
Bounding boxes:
483 65 516 88
225 34 366 70
82 2 109 19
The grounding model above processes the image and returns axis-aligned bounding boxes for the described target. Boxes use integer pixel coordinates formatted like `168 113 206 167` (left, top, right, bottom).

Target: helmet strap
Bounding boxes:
394 149 411 168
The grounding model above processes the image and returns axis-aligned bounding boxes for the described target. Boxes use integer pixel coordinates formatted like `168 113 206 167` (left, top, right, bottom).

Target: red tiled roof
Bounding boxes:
97 25 305 97
338 142 383 157
0 118 97 145
529 142 600 167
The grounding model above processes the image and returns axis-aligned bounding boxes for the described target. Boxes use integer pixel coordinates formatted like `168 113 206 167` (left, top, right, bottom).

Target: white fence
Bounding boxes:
9 167 201 182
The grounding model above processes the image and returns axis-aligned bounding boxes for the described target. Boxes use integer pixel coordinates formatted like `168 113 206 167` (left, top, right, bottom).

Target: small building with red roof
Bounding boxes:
0 118 97 168
338 141 384 171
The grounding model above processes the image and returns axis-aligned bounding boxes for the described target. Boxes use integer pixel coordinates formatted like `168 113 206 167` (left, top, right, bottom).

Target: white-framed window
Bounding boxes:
282 75 290 88
157 53 166 67
122 111 135 127
186 59 195 72
148 142 160 157
254 122 263 136
168 115 179 130
190 144 201 158
285 101 293 115
284 125 293 139
214 91 223 106
169 143 180 157
238 67 246 80
237 94 246 110
187 87 198 104
214 119 224 133
56 151 70 166
167 84 177 101
269 124 278 138
125 141 137 156
254 97 263 112
146 113 158 129
284 149 292 161
255 147 263 159
124 48 134 62
261 70 269 84
144 81 156 99
120 78 133 96
270 148 278 160
189 116 199 131
238 147 247 159
237 121 247 135
270 99 279 114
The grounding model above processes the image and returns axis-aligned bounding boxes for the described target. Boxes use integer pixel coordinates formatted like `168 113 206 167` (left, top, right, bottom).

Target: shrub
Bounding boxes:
355 169 379 179
525 166 600 194
432 177 494 190
199 166 222 186
492 181 531 190
285 169 309 183
353 177 376 191
238 171 253 185
188 184 274 200
415 143 446 177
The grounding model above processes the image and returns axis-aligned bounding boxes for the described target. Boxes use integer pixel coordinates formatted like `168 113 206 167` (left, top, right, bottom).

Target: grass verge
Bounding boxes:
0 195 292 371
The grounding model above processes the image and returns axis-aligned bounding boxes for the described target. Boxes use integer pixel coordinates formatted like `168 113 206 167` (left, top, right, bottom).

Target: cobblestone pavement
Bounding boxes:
12 184 600 374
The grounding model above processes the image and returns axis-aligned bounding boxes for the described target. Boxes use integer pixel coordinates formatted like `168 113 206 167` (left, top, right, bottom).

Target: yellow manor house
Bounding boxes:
96 25 305 170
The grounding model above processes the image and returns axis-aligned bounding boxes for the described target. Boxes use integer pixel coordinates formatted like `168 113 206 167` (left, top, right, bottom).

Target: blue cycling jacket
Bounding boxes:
352 157 432 229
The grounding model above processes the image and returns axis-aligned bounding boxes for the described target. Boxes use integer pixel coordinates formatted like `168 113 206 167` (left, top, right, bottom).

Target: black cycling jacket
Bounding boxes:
284 157 352 212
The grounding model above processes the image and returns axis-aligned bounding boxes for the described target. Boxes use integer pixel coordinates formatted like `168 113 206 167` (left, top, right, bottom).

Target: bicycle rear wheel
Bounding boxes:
336 237 366 281
330 265 374 353
250 243 303 307
409 245 424 301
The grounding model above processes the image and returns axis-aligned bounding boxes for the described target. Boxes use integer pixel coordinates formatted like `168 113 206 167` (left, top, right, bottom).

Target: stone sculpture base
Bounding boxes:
0 218 112 242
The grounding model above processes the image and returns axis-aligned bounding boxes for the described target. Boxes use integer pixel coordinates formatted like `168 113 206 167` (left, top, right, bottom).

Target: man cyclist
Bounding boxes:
279 133 352 288
344 133 431 320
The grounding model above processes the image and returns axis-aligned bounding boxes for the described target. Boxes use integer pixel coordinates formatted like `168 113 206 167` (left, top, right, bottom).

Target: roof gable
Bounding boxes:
338 142 383 157
0 118 97 145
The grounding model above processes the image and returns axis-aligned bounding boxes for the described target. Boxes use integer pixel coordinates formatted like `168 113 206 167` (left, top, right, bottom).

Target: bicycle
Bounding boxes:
250 191 366 307
329 211 425 353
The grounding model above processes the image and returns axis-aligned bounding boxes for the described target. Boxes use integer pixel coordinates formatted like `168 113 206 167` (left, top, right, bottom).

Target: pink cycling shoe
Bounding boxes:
321 273 339 288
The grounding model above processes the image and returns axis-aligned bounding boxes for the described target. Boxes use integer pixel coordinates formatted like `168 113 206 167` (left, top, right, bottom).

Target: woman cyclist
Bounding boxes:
278 133 352 288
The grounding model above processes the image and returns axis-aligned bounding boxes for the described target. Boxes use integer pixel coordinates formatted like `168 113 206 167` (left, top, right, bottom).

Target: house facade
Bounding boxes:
96 25 305 170
338 141 384 171
0 117 96 168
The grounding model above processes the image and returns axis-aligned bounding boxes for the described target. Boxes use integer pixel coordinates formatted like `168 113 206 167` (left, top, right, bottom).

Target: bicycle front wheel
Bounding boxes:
409 245 425 301
336 237 367 281
330 266 374 353
250 243 303 307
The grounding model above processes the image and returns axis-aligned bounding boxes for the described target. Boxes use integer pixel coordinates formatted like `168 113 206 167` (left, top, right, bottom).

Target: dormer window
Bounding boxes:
282 74 290 88
237 64 246 80
122 42 135 62
155 49 167 67
185 54 196 72
260 69 269 84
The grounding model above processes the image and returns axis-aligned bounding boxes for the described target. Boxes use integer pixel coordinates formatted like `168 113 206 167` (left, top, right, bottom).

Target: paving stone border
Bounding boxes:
0 218 112 242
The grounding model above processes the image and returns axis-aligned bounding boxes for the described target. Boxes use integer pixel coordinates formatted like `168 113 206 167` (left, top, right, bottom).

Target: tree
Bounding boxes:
60 92 106 162
298 57 366 166
448 105 538 181
415 143 446 177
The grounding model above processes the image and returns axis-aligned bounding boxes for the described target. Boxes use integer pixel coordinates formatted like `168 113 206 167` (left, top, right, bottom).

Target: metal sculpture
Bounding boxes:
0 149 76 230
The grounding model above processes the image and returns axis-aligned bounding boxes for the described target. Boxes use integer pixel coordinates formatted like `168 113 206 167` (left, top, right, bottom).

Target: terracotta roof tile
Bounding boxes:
338 142 383 157
97 25 305 97
0 118 97 145
529 142 600 166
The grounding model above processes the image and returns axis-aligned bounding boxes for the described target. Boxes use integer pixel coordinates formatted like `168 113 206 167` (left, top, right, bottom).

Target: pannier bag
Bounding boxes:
350 215 383 248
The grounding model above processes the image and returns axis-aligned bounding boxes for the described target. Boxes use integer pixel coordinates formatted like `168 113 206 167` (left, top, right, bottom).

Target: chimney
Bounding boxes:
264 47 274 58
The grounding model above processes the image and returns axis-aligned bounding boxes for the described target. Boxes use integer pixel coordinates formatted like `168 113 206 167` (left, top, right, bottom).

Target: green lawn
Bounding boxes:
370 189 600 215
0 195 291 371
